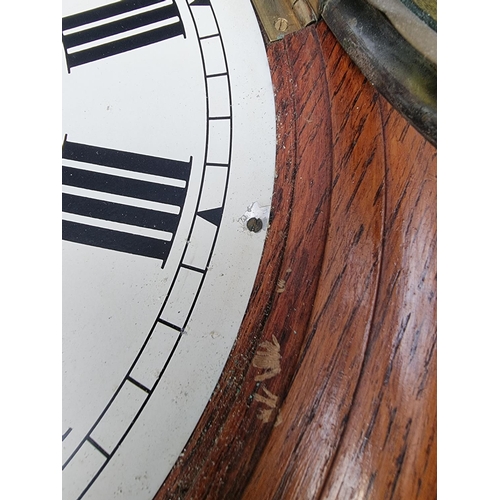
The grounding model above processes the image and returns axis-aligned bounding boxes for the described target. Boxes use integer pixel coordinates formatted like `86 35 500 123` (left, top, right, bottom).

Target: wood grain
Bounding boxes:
155 20 436 500
155 23 333 500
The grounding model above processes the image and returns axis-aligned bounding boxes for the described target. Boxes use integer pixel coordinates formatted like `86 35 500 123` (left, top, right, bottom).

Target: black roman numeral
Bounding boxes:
62 138 191 265
62 0 185 71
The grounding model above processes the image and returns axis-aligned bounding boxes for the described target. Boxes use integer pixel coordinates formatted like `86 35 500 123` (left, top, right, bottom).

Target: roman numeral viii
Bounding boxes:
62 138 192 265
62 0 185 71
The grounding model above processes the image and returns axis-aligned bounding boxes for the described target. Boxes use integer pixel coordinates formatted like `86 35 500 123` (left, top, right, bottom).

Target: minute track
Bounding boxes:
62 0 234 496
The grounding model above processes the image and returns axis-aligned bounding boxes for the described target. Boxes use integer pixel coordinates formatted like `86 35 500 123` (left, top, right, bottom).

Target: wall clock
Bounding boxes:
61 0 276 498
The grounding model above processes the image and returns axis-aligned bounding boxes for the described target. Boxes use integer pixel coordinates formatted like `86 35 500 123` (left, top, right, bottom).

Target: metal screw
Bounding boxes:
275 17 289 32
247 217 263 233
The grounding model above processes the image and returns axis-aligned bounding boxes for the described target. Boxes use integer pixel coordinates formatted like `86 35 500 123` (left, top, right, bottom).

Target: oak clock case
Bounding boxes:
61 0 276 498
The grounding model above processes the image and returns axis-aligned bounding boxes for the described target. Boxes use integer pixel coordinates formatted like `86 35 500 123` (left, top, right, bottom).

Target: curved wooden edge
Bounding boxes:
155 23 333 500
155 20 436 500
243 22 436 499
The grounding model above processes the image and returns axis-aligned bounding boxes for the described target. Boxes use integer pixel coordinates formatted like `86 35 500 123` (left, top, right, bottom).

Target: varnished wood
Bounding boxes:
155 23 333 500
155 20 436 500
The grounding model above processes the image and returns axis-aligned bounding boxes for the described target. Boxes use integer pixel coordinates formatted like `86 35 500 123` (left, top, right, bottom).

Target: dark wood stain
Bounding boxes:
154 19 436 500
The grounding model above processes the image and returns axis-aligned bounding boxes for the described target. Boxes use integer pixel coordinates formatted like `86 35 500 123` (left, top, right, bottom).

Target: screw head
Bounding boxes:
275 17 289 32
247 217 263 233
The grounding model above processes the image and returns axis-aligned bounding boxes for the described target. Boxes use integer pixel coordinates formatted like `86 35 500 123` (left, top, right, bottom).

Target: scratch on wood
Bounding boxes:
276 267 292 293
252 335 282 381
252 335 283 425
255 386 280 424
257 407 273 423
274 410 283 427
254 385 278 407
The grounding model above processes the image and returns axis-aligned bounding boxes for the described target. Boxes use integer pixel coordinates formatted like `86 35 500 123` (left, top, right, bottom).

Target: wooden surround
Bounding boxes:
155 20 437 499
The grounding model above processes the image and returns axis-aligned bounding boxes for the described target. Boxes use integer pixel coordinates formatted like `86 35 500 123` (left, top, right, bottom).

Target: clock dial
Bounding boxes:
62 0 276 498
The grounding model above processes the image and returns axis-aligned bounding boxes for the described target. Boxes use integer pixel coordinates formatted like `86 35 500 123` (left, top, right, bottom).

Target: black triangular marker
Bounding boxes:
190 0 211 6
198 207 223 227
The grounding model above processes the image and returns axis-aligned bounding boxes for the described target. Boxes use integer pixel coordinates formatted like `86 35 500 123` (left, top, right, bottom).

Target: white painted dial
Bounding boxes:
61 0 276 498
